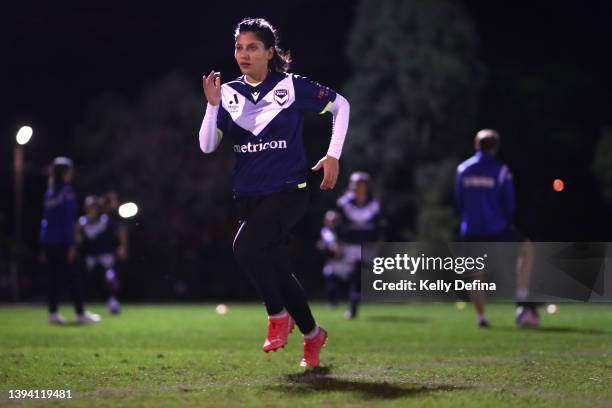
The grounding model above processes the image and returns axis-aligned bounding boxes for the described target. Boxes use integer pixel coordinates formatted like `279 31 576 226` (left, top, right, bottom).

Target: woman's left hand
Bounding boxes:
312 155 339 190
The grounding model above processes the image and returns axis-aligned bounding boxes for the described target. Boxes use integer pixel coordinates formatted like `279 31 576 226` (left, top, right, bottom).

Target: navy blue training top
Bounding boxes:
78 214 121 255
336 192 382 244
217 72 337 197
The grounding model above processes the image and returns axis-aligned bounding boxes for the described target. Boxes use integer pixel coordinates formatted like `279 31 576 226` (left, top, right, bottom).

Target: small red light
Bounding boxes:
553 178 564 192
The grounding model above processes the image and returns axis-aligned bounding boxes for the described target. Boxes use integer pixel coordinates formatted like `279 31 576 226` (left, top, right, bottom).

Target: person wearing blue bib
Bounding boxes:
40 157 101 325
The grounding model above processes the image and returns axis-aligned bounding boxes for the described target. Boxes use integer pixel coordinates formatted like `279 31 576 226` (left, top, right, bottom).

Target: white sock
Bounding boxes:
304 325 320 339
268 310 288 319
516 288 529 301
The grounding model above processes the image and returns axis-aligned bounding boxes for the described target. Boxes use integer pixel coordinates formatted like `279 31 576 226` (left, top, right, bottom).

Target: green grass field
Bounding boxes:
1 303 611 407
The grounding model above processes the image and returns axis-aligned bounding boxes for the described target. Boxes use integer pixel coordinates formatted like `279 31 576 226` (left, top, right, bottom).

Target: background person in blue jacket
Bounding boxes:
40 157 101 325
455 130 536 327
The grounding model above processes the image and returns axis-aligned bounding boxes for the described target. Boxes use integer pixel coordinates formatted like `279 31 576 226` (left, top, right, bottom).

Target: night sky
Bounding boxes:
2 0 612 243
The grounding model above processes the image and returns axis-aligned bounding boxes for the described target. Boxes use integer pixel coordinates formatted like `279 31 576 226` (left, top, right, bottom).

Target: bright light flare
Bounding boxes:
553 178 565 192
118 202 138 218
16 126 33 145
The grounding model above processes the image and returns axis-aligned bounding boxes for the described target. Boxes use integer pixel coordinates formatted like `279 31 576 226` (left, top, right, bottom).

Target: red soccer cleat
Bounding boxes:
300 326 328 368
263 313 295 352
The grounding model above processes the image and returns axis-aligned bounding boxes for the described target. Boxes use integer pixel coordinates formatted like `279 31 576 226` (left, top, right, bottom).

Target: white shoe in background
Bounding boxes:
76 311 102 324
48 313 68 325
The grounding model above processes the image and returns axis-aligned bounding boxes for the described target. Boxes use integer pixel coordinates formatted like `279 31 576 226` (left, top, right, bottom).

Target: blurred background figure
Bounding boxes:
336 171 384 319
77 191 128 314
40 157 101 324
317 210 353 307
101 191 129 263
455 129 537 328
102 192 129 309
77 193 127 315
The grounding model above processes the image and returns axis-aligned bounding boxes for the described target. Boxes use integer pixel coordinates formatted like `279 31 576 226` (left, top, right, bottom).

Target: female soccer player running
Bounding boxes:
199 18 350 368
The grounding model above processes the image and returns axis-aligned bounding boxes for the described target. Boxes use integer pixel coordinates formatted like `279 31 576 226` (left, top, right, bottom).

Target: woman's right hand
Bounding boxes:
203 70 221 106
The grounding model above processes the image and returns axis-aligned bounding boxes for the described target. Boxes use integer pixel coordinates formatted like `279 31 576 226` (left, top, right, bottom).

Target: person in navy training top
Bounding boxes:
199 18 350 368
77 195 127 315
40 157 101 325
335 171 383 319
455 129 537 327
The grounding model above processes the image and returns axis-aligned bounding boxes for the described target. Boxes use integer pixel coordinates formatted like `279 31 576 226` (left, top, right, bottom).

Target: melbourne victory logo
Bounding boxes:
274 89 289 105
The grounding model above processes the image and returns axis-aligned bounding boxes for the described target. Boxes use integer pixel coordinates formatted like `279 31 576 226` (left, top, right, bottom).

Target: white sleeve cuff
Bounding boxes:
326 93 350 159
199 103 222 153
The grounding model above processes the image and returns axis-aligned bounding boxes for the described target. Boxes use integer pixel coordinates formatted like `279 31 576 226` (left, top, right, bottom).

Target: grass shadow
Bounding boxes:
491 325 609 335
50 321 96 327
270 366 463 400
529 326 609 335
365 316 430 324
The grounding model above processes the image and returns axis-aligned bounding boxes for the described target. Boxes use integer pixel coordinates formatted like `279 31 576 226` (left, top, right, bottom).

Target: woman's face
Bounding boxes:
234 31 273 79
63 168 74 183
86 205 100 219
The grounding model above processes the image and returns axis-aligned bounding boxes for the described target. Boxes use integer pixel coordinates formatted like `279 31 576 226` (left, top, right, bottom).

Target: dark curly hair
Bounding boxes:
234 18 291 73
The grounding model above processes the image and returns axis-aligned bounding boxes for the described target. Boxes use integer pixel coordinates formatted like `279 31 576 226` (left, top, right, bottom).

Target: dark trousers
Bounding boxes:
348 261 362 315
324 264 361 316
44 244 84 315
324 275 344 306
462 226 538 308
233 188 316 334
